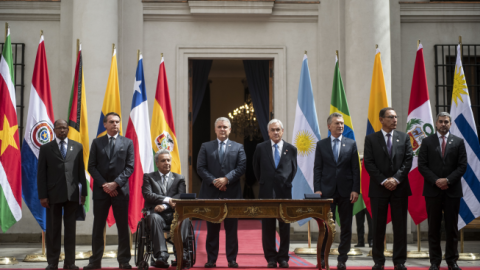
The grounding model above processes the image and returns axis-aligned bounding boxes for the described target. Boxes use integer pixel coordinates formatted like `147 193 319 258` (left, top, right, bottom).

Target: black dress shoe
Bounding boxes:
205 261 216 268
337 261 347 270
429 265 440 270
228 261 239 268
83 263 101 270
119 263 132 269
394 264 407 270
63 264 79 270
267 261 277 268
155 257 169 268
45 264 58 270
448 263 462 270
354 243 365 247
372 263 384 270
279 261 289 268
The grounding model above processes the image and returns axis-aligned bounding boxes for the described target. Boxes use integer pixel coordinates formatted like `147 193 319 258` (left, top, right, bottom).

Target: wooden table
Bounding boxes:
170 199 335 270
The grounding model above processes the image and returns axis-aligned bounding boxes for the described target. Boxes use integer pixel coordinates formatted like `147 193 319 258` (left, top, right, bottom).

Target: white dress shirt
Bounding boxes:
107 133 119 140
56 137 69 152
437 131 450 148
271 139 284 160
380 129 399 185
330 134 342 158
158 171 171 209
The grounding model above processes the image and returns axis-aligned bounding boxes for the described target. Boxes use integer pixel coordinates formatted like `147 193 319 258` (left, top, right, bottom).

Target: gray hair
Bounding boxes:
214 117 231 128
154 149 171 163
267 119 284 130
437 112 452 122
327 112 343 125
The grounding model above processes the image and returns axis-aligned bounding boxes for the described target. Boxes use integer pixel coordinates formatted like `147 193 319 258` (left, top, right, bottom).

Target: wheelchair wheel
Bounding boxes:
135 219 146 267
183 222 196 268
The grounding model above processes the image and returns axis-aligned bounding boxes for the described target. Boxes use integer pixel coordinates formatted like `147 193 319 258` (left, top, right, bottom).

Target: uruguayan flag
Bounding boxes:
450 44 480 229
291 54 321 226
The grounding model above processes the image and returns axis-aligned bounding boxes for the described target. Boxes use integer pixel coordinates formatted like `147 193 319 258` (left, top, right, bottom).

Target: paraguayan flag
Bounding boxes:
291 54 321 226
449 44 480 229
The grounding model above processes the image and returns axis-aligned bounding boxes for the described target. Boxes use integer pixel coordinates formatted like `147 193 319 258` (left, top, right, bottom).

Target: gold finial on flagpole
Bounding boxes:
40 30 43 37
459 36 462 58
112 43 115 55
417 40 420 49
137 50 140 62
161 53 164 58
5 23 8 41
76 39 79 54
376 44 378 49
305 50 307 55
336 50 339 65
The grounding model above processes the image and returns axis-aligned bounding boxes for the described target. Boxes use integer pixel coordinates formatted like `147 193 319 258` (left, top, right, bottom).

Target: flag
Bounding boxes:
291 54 321 226
125 54 154 232
67 44 92 212
361 48 392 223
21 34 54 231
151 56 181 174
405 43 433 225
97 47 122 227
0 27 22 232
330 55 365 225
449 44 480 229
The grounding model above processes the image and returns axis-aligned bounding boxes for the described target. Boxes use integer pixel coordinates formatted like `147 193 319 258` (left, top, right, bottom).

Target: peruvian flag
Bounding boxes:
406 43 433 225
125 54 154 232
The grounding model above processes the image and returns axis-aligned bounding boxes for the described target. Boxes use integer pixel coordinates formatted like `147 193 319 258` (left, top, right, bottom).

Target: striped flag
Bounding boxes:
151 56 181 174
21 34 55 231
97 47 122 227
291 54 321 226
361 48 392 223
329 54 365 225
449 44 480 229
125 54 154 232
67 44 92 212
405 43 433 225
0 27 22 232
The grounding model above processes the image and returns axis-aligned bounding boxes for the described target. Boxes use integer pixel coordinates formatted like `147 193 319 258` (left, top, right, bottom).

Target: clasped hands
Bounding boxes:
436 178 449 190
213 177 228 191
154 199 176 213
384 178 398 191
103 182 119 197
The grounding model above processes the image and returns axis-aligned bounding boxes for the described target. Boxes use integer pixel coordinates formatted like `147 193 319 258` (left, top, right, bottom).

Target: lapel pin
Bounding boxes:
449 142 452 144
284 152 286 155
343 144 345 147
70 146 73 151
397 139 399 142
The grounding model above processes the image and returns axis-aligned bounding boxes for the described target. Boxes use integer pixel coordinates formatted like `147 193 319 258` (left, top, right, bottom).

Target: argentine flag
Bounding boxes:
450 44 480 229
291 54 321 226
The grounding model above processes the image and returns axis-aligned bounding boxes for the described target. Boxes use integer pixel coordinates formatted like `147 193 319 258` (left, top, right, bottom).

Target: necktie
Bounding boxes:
333 138 339 163
161 175 167 194
109 137 115 158
386 133 392 157
219 141 225 162
60 140 66 159
274 144 280 168
441 136 446 157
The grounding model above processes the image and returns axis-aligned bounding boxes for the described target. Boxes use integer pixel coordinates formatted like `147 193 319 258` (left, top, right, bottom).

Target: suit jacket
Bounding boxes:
142 171 186 213
37 139 87 204
88 135 134 200
364 130 413 198
418 133 467 198
197 139 246 199
314 136 360 198
253 140 298 199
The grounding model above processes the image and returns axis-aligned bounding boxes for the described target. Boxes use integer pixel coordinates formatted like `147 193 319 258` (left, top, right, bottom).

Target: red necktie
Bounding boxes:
441 136 446 157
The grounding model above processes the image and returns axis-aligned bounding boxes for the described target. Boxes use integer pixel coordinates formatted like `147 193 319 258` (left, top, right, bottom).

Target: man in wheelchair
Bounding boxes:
142 149 192 268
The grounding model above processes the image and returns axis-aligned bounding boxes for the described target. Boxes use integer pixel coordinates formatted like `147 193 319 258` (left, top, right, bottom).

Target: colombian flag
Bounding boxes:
67 44 92 212
151 56 181 174
329 54 365 225
361 48 390 222
97 47 122 227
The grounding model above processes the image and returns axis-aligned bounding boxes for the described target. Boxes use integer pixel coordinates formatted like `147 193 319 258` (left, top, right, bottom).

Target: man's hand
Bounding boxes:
168 199 176 208
103 182 119 194
315 191 322 196
350 192 359 203
109 190 118 197
155 205 165 213
214 177 228 190
40 198 49 208
81 196 86 205
220 186 227 192
384 178 397 191
436 178 448 189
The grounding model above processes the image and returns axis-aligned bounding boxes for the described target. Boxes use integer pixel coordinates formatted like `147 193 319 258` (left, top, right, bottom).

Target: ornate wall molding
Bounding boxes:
400 2 480 23
0 1 60 21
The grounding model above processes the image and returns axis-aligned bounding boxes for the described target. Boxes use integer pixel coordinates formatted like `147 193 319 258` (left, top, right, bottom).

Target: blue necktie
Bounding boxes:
386 133 392 157
333 138 339 163
219 142 225 162
60 140 66 159
274 144 280 168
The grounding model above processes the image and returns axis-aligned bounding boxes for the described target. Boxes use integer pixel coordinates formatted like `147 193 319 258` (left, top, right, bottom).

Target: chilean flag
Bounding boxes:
21 35 55 231
125 54 154 232
406 43 433 225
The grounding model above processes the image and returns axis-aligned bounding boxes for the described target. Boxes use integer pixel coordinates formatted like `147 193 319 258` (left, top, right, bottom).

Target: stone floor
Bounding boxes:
1 241 479 269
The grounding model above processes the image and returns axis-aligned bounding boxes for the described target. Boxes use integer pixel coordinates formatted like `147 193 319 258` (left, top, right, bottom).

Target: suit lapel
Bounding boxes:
267 141 276 168
153 172 166 195
102 136 111 160
213 140 220 164
326 137 336 163
222 140 232 164
391 131 399 161
338 137 347 164
51 140 63 159
113 136 123 159
65 140 74 160
378 131 389 158
443 135 454 161
433 135 443 160
166 173 175 192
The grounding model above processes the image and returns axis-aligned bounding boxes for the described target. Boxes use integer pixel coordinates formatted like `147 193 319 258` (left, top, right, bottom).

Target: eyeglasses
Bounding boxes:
385 116 398 119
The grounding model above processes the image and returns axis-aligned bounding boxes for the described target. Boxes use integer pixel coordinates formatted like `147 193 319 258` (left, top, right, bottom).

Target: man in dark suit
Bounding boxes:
418 112 467 270
364 107 413 270
314 113 360 270
253 119 297 269
197 117 246 268
85 112 134 270
37 119 87 270
142 149 192 268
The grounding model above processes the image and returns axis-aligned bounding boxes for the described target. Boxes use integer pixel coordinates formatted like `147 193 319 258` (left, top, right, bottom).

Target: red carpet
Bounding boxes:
192 219 313 267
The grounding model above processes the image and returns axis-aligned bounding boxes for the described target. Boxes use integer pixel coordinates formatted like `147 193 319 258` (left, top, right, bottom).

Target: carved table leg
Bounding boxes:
171 212 184 270
314 218 326 270
325 211 335 270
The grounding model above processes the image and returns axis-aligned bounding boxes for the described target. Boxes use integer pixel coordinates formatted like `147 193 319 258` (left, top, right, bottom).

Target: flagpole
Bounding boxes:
77 39 79 55
459 36 462 60
4 22 7 41
23 231 50 262
407 224 429 258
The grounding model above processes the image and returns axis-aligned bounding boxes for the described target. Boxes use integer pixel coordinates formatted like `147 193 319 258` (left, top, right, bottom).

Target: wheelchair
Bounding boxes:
135 209 196 270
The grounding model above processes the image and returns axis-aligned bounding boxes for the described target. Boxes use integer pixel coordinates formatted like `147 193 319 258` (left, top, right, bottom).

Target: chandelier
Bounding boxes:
228 98 262 141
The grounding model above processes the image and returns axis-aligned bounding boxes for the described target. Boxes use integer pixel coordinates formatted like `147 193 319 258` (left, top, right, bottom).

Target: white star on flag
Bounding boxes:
133 80 141 94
